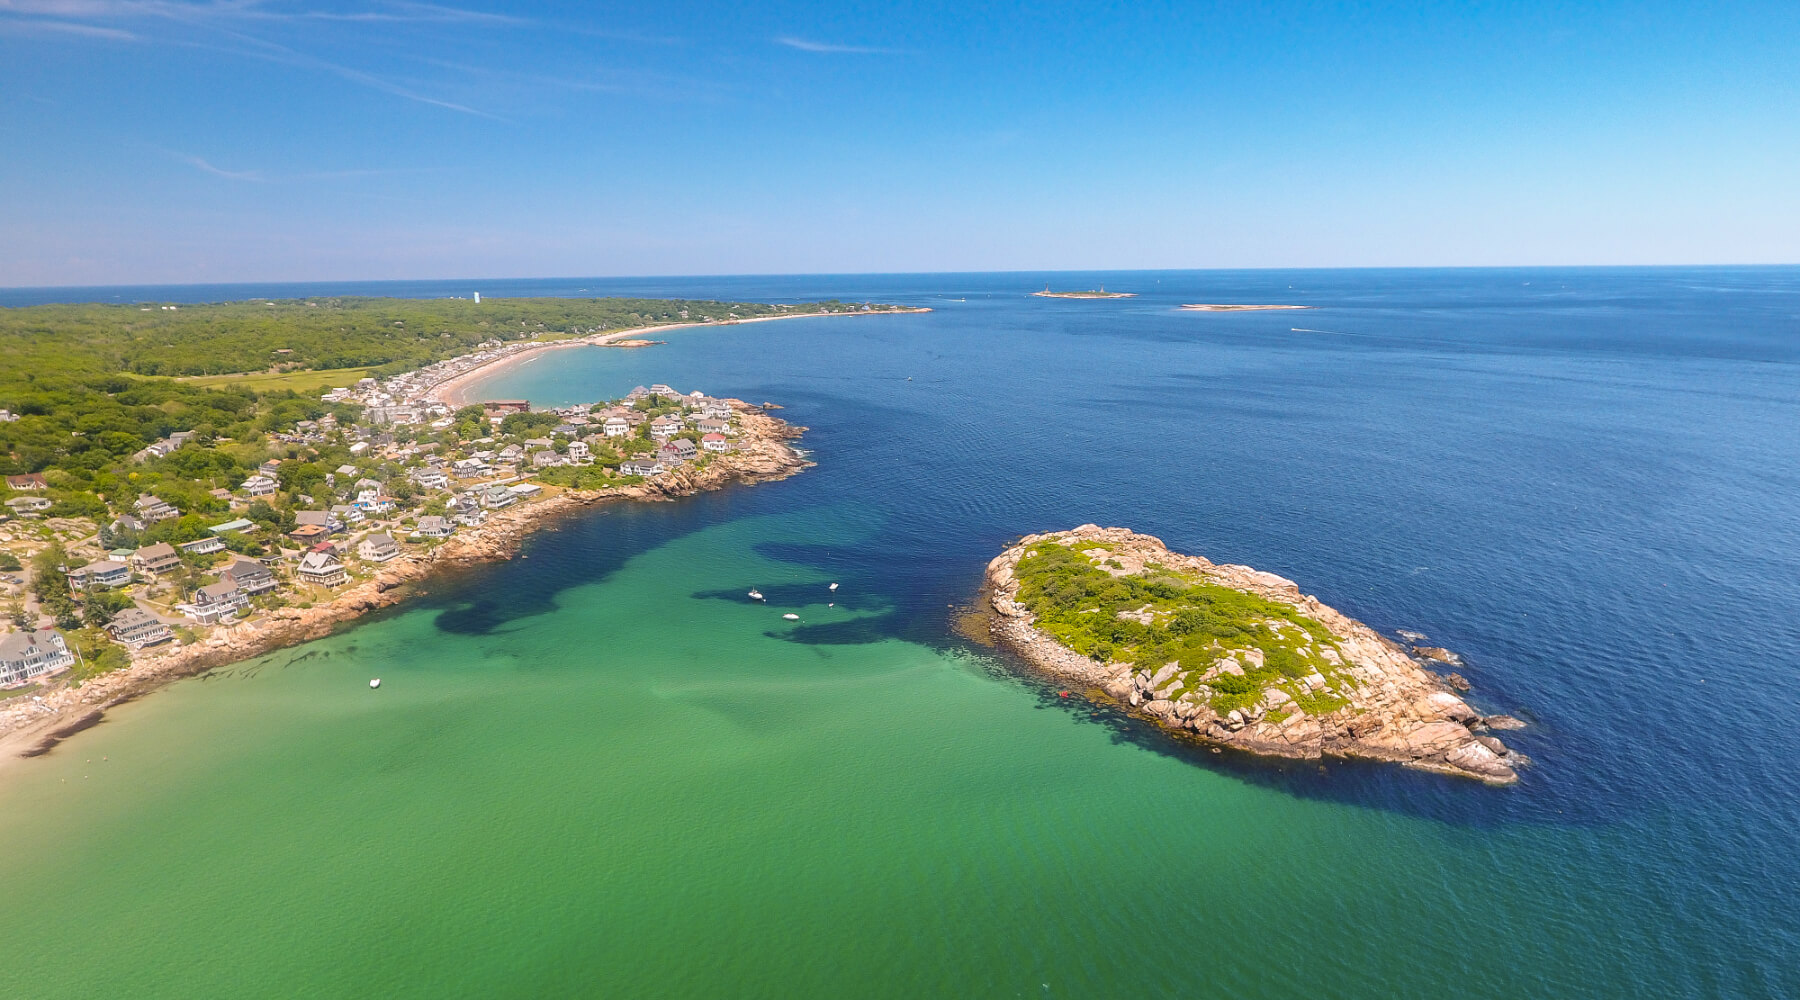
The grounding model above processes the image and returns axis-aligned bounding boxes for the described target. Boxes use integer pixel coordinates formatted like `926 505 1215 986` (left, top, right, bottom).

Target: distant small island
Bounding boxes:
981 526 1525 783
1033 287 1136 299
1180 303 1310 311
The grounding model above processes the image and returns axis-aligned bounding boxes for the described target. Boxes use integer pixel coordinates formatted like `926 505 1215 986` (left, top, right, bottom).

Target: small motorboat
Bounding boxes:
828 582 839 591
827 602 834 607
748 589 764 601
782 613 799 621
369 679 381 690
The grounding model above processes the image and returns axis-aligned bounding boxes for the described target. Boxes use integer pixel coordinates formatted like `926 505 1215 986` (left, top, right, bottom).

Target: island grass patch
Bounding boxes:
1012 543 1355 716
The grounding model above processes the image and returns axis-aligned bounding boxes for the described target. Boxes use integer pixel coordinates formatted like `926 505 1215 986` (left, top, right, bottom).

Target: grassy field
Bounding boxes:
178 366 386 394
1013 542 1353 716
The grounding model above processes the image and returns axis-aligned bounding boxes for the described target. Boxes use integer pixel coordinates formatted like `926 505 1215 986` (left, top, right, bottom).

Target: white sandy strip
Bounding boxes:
429 308 928 408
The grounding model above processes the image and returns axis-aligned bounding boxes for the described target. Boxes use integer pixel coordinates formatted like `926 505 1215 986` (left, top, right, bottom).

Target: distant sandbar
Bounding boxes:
1033 290 1136 299
1180 303 1311 311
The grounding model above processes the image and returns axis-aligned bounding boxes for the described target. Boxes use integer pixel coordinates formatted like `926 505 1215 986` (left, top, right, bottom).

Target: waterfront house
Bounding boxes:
221 559 278 596
68 560 131 591
129 542 182 578
702 433 730 453
5 496 52 514
296 551 347 588
0 629 76 687
620 458 664 477
695 417 731 436
481 484 517 509
186 582 247 625
415 516 455 539
358 533 400 563
180 537 226 555
507 482 542 499
649 384 677 397
107 608 174 650
660 439 699 464
702 400 733 420
566 441 592 465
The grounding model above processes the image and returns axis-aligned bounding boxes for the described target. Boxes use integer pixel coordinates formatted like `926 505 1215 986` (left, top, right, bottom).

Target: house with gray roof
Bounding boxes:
0 629 75 687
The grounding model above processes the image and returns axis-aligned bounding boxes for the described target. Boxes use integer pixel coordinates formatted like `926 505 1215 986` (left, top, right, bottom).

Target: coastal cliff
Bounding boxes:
982 526 1525 783
0 402 808 764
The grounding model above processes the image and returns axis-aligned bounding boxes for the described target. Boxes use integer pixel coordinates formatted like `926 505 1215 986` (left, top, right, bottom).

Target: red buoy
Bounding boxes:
1057 690 1071 698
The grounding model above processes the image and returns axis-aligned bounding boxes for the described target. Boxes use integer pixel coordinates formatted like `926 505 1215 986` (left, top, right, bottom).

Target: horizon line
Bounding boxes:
6 261 1800 295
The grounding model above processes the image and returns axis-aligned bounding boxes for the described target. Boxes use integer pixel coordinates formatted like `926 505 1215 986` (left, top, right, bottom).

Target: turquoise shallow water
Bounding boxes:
3 269 1798 997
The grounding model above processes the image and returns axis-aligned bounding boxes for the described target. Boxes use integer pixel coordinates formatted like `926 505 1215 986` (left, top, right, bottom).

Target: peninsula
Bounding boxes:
0 293 931 768
1033 288 1136 299
981 526 1525 783
1180 303 1310 311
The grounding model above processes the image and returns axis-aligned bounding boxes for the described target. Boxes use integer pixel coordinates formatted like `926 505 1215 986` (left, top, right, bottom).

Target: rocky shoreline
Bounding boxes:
981 525 1527 784
0 402 810 770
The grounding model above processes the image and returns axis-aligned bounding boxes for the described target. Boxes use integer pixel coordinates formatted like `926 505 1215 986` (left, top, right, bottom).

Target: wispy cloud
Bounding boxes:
168 151 263 180
0 0 523 25
164 148 443 182
775 35 896 55
0 14 135 38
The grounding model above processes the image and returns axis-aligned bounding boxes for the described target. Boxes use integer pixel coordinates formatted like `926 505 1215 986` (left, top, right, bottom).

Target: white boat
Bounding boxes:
828 582 838 591
782 613 799 621
369 679 381 689
748 589 764 601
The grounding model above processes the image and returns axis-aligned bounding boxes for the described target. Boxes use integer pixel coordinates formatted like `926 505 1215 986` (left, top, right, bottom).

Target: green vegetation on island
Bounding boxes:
1010 542 1352 717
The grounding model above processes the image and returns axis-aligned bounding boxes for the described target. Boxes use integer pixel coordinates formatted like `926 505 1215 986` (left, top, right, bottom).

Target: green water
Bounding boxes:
0 511 1651 996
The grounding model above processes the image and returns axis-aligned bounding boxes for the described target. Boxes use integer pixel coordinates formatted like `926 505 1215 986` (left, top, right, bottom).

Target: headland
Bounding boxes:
981 525 1525 783
0 400 809 772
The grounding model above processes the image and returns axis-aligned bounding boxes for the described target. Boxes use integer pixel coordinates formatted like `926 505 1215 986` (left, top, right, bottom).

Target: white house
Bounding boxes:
358 532 400 563
0 629 76 687
414 516 455 539
296 551 347 588
702 433 730 453
566 440 592 465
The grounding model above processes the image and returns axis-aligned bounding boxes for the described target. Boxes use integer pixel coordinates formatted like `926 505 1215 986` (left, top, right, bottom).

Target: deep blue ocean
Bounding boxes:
5 268 1798 995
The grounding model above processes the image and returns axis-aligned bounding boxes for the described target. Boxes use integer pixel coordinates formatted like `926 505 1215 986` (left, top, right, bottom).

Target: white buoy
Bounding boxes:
782 613 799 621
829 582 839 591
370 678 381 689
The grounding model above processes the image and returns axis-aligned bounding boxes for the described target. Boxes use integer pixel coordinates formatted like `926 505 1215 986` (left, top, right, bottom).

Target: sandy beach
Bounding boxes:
432 307 929 408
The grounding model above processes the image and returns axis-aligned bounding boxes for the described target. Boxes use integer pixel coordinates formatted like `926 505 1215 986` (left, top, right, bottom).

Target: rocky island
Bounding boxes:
1033 288 1136 299
982 526 1524 783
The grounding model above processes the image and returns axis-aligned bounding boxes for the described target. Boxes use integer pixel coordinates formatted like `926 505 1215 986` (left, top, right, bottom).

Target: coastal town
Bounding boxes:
0 369 794 714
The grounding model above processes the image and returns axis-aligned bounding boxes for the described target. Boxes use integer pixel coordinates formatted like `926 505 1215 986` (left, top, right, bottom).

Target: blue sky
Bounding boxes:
2 1 1796 285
